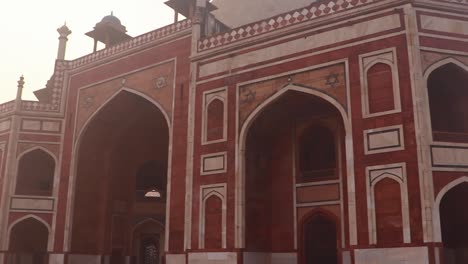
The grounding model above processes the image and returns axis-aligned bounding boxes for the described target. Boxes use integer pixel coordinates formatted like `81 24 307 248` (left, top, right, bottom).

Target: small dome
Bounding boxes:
100 12 122 26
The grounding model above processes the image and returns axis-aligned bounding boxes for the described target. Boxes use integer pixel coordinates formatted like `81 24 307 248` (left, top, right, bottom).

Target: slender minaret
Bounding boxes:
57 23 72 60
15 75 24 107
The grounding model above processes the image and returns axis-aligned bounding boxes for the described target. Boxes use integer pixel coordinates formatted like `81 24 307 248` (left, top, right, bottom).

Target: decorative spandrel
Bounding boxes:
238 63 347 128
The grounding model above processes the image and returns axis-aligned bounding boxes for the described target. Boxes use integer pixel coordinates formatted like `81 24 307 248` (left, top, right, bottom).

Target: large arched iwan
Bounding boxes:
241 88 348 259
70 90 170 261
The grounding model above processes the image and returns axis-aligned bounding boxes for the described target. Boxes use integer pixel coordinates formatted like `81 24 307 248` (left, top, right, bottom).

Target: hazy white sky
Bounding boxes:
0 0 176 103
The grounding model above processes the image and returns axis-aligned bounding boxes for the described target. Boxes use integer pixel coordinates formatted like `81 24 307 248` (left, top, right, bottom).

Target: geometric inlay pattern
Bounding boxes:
199 0 378 51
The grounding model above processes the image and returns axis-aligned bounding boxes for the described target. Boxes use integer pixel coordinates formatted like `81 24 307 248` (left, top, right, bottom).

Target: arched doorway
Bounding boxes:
132 220 165 264
8 217 49 264
70 90 169 262
439 182 468 264
301 212 338 264
242 90 345 262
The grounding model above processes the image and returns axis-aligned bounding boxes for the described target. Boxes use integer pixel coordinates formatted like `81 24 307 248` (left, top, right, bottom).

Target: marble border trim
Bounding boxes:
200 152 227 175
364 124 405 155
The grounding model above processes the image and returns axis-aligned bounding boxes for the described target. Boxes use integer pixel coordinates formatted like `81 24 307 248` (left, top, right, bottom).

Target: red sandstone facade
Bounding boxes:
1 0 468 264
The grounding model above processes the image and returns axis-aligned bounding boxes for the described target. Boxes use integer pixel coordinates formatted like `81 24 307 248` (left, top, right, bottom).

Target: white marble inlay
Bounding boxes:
0 119 11 132
188 252 237 264
10 197 54 211
354 247 429 264
22 120 41 131
432 146 468 167
166 254 186 264
421 14 468 36
364 125 404 155
42 121 61 132
201 152 227 175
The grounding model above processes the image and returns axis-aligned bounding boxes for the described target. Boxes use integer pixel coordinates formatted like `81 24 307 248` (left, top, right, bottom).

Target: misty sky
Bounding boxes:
0 0 176 103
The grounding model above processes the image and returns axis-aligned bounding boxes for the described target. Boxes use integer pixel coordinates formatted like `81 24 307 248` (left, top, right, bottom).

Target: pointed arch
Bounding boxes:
365 163 410 245
64 87 173 251
364 61 397 114
202 194 223 249
131 217 165 264
76 87 171 142
423 58 468 79
17 146 57 164
200 190 226 249
433 176 468 242
203 92 228 144
424 58 468 142
7 215 52 251
132 218 165 232
235 83 357 247
15 147 56 196
203 190 224 202
299 208 340 264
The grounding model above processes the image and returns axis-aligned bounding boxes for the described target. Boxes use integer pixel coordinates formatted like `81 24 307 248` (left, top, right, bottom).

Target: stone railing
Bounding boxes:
198 0 381 52
70 19 192 69
0 100 15 115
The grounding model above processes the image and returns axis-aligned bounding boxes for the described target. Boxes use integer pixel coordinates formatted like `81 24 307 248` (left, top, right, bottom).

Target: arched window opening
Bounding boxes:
440 182 468 264
299 125 336 179
206 98 225 142
428 63 468 142
302 213 338 264
135 160 167 201
15 149 55 196
367 63 395 114
374 178 403 245
9 217 49 264
204 195 223 249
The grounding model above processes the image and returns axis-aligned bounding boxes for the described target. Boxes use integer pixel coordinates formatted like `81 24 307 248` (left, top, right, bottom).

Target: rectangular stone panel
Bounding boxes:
166 254 186 264
354 247 429 264
0 119 11 132
188 252 237 264
49 254 65 264
420 14 468 36
201 152 227 175
432 145 468 168
10 197 54 211
67 254 101 264
42 121 61 132
364 125 404 154
270 253 296 264
22 120 41 131
243 253 269 264
296 184 340 204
